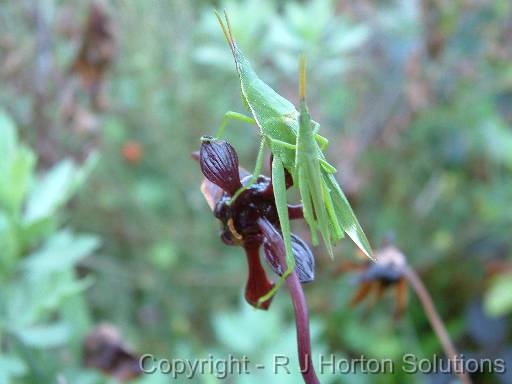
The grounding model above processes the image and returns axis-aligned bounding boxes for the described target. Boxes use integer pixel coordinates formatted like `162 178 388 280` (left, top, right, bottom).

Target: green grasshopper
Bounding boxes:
213 11 373 304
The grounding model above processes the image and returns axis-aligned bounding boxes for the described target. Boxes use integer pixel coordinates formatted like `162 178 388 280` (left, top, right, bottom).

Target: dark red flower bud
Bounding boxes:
200 137 242 195
259 218 315 283
290 234 315 283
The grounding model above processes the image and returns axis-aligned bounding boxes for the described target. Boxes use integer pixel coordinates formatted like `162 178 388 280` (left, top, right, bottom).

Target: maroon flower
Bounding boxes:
197 137 315 309
195 138 319 384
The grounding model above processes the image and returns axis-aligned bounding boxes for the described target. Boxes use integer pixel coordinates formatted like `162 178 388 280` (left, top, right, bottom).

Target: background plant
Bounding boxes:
0 111 99 383
0 0 511 383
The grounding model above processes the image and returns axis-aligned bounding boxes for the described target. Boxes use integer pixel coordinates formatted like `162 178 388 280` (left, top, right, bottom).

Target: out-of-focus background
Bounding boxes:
0 0 511 383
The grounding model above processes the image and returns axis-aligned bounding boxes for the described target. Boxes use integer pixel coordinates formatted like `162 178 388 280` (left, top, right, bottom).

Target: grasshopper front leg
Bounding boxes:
230 135 301 204
216 111 256 138
257 155 295 306
214 111 269 203
230 137 267 203
312 122 329 151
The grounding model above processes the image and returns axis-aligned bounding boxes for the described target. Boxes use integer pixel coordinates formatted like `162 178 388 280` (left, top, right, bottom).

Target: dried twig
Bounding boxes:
403 266 472 384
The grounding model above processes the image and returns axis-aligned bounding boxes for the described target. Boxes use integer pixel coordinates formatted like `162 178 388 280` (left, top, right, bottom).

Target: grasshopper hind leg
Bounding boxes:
257 156 296 306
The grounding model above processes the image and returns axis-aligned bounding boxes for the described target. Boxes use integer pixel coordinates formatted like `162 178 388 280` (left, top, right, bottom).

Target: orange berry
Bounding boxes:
121 141 142 164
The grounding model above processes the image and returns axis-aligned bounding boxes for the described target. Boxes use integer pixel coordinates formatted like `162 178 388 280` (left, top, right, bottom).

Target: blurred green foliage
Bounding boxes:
0 111 99 383
1 0 511 383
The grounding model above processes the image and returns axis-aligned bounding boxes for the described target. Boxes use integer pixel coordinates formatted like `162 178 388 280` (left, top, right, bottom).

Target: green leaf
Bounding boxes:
484 274 512 316
0 110 17 163
23 230 100 274
8 269 94 326
13 322 70 348
0 354 27 383
34 276 94 321
73 152 100 190
23 160 77 224
0 110 35 212
22 153 99 225
0 213 20 276
0 146 35 213
18 216 54 250
213 300 282 352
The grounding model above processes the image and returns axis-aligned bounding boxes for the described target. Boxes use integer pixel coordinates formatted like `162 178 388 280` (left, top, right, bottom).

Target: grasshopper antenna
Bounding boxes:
214 10 235 54
299 54 307 102
224 10 235 46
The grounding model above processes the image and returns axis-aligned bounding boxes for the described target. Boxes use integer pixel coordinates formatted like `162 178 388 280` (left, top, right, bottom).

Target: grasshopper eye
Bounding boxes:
200 139 242 195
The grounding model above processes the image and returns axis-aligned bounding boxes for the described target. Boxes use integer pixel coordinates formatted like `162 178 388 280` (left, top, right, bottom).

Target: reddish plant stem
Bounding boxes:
285 265 319 384
403 266 471 384
258 218 319 384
